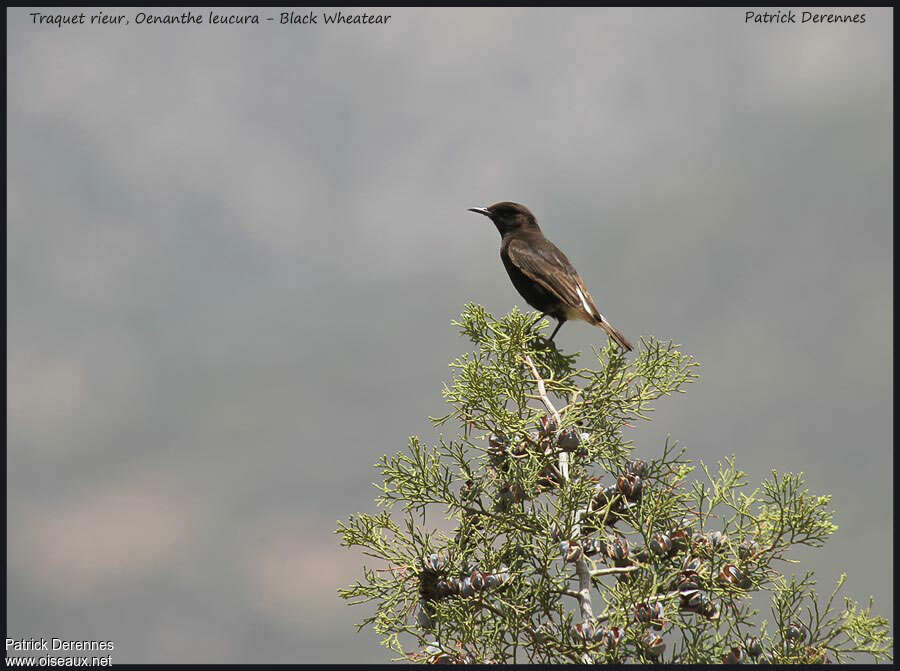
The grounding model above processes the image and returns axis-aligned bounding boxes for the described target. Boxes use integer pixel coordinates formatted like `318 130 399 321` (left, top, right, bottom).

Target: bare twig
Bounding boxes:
574 557 595 621
522 354 561 425
524 353 601 635
591 565 640 577
523 354 566 480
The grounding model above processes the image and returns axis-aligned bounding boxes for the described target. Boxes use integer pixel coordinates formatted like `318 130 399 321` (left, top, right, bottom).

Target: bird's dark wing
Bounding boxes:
505 237 601 320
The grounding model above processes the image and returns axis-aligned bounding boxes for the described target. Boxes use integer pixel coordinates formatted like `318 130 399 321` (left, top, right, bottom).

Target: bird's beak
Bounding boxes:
468 207 491 217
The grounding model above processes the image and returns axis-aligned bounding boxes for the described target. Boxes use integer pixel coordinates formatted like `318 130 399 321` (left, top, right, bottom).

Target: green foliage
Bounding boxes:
336 305 892 664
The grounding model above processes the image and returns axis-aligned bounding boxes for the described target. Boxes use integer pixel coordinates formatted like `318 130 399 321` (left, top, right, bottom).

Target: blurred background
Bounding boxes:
6 6 892 663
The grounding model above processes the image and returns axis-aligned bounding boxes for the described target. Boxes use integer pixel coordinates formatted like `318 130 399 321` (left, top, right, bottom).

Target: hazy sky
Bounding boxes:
6 6 892 663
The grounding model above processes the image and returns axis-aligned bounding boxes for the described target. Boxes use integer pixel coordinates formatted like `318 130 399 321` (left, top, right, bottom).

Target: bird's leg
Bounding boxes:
547 319 566 345
531 315 564 350
548 319 565 342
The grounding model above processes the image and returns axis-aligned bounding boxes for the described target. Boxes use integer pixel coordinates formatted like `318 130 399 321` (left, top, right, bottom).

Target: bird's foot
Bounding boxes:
531 335 557 351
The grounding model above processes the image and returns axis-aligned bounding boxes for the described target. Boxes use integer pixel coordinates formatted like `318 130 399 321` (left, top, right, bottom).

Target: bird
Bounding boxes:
468 201 633 351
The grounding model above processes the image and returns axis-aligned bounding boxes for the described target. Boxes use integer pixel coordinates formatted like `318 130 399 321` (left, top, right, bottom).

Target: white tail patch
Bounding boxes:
575 286 594 317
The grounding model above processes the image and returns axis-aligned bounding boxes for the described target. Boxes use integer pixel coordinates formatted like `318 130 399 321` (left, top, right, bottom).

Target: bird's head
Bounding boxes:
468 201 538 235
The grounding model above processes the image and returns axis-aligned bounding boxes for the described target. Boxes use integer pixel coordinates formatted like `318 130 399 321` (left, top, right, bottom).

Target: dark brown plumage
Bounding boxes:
468 201 633 351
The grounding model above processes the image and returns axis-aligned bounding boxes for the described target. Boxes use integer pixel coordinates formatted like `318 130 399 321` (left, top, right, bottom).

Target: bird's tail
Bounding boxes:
594 318 633 352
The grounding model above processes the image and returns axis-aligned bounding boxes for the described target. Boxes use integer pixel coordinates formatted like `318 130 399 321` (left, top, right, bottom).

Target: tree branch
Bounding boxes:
523 353 567 480
524 353 599 633
591 565 640 577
